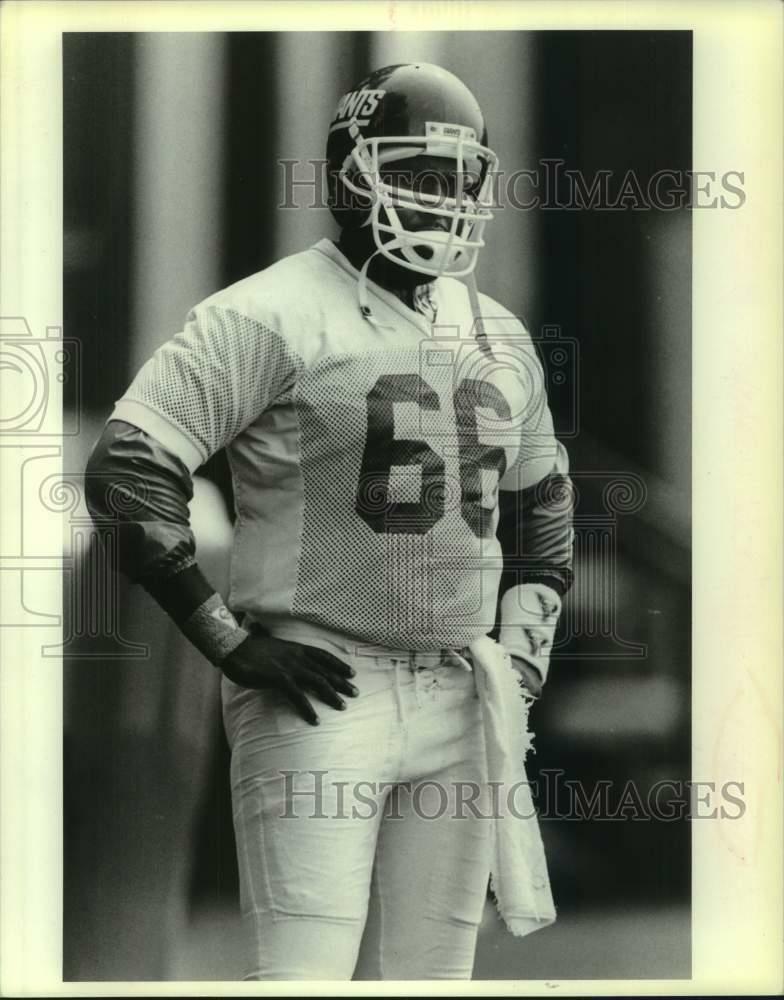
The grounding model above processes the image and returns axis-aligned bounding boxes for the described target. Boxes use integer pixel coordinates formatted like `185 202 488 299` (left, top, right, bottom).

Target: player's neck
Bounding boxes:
335 233 431 311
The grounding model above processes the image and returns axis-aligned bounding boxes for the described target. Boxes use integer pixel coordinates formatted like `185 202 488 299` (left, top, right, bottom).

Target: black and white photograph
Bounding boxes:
0 1 781 994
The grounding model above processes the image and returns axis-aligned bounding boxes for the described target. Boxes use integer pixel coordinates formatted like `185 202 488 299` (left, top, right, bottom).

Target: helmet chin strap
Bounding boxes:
357 238 435 330
357 248 394 330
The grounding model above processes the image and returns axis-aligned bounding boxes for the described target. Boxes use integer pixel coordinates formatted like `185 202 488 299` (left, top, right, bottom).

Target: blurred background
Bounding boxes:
63 30 691 980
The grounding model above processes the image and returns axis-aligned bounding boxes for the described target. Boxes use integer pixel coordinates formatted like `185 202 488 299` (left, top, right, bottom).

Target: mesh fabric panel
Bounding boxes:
121 305 303 461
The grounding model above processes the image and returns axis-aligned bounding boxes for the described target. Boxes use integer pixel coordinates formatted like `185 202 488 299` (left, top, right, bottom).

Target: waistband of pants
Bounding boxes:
242 614 475 670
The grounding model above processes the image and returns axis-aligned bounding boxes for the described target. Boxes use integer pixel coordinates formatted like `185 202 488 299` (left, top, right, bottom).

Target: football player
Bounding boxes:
86 62 574 980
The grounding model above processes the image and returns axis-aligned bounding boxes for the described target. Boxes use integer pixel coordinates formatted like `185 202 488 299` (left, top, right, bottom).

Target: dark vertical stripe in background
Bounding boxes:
63 33 135 412
200 33 282 512
187 29 243 878
350 31 373 90
222 32 279 286
534 31 692 470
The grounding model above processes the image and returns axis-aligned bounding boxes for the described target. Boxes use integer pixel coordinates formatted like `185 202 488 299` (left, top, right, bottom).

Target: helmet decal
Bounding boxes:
329 89 386 131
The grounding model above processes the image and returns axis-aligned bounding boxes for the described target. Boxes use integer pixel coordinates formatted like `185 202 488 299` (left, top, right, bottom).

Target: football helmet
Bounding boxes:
326 62 499 278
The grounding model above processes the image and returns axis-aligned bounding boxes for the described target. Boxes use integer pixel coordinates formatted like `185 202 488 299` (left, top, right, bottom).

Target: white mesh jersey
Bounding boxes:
112 238 561 650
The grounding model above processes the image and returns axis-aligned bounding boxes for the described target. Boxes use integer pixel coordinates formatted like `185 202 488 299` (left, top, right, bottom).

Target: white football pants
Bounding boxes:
221 621 493 980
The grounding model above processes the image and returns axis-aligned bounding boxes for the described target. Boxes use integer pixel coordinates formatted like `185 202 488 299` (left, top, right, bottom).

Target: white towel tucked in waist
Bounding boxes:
464 634 557 938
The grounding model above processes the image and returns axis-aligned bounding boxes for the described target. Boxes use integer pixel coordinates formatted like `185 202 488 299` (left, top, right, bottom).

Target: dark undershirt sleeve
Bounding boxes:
84 419 215 621
492 450 574 690
496 469 575 602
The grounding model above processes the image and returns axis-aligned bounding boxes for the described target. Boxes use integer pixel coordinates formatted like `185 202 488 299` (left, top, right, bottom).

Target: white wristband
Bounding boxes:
498 583 562 685
180 593 249 665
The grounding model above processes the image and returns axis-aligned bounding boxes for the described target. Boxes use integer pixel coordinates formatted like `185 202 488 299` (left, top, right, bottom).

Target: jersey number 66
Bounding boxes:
356 372 510 539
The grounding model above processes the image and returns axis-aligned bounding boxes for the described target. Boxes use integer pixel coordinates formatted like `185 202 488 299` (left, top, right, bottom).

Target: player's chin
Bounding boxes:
375 248 434 288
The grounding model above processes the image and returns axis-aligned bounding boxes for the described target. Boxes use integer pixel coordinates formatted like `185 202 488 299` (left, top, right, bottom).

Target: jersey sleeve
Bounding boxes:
482 297 574 680
111 303 301 471
495 318 560 494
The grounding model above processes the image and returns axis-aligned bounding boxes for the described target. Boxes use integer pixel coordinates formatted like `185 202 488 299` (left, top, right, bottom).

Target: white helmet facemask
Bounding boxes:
339 121 499 279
